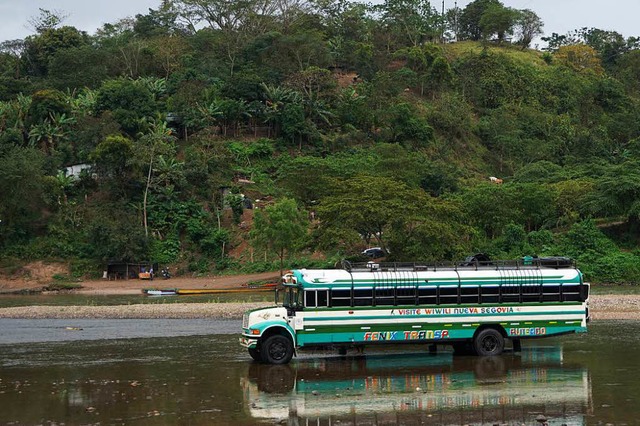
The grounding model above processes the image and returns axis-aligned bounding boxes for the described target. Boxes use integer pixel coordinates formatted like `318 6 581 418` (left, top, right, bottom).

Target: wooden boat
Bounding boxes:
176 287 275 295
143 288 177 296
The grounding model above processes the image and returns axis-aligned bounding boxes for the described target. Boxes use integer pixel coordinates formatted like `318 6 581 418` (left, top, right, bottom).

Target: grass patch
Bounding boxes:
44 275 83 291
590 284 640 295
0 257 25 276
443 41 547 67
245 279 278 288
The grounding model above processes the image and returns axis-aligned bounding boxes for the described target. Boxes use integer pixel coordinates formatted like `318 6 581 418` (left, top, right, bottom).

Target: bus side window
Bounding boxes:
396 287 416 305
331 289 351 307
354 289 372 306
419 287 437 304
305 290 317 307
375 288 395 306
317 290 328 307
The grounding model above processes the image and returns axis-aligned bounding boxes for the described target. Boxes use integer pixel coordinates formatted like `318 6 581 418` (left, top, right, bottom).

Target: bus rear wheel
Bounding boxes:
473 328 504 356
248 347 262 362
261 335 294 365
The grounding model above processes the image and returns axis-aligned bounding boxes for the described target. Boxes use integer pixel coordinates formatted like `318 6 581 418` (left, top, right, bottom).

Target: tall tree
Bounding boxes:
136 119 177 239
0 40 26 78
479 3 518 42
94 78 157 136
317 175 424 252
27 8 68 33
162 0 277 75
376 0 441 47
395 44 451 96
133 7 186 37
514 9 543 49
90 134 135 188
251 198 307 276
458 0 501 41
0 147 46 247
23 26 89 76
578 27 636 67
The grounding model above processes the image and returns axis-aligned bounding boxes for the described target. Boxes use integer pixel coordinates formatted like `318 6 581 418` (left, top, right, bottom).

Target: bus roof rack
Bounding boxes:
342 257 576 273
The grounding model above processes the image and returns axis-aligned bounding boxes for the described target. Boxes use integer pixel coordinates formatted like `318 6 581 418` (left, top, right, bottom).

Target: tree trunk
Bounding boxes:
279 248 284 279
143 155 154 239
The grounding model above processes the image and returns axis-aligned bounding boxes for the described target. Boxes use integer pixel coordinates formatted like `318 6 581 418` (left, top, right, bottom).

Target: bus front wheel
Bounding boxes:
261 335 294 364
473 328 504 356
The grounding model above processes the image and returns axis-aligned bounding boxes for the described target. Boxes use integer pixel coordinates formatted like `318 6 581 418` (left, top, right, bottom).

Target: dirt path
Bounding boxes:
0 271 281 295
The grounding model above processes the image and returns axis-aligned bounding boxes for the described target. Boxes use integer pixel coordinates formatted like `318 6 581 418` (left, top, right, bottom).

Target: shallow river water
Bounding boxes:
0 320 638 425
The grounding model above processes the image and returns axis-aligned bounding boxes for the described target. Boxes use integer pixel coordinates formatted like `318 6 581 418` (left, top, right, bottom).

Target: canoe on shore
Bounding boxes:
176 287 275 295
142 285 276 296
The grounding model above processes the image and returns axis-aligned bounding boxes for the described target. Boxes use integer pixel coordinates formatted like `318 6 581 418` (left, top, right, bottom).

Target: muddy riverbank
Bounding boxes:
0 294 637 319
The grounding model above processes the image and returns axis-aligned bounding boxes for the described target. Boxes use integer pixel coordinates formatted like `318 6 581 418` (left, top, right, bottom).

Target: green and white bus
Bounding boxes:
240 258 589 364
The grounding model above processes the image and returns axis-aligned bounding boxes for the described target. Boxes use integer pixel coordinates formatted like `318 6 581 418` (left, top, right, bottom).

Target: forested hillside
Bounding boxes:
1 0 640 283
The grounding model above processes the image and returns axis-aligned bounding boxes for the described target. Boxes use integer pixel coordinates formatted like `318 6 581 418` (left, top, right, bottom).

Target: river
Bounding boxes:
0 320 637 425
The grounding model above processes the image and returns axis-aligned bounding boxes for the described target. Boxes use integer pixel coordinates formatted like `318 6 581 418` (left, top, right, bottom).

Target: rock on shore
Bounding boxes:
0 295 638 320
588 295 640 320
0 302 271 319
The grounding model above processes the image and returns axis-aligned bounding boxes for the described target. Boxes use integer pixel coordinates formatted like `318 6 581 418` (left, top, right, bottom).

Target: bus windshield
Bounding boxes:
283 286 303 309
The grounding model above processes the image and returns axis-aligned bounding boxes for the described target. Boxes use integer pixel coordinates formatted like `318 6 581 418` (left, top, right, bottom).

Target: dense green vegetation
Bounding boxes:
1 1 640 284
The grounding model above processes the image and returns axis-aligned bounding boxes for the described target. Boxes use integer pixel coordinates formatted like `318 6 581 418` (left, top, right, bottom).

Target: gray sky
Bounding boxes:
0 0 638 46
0 0 160 41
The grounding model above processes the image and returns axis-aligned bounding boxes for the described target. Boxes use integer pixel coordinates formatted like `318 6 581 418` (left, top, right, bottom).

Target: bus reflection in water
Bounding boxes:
242 347 592 425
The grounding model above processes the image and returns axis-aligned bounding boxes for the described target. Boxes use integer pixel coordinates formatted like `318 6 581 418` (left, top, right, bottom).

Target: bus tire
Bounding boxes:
248 347 262 362
261 335 294 365
473 328 504 356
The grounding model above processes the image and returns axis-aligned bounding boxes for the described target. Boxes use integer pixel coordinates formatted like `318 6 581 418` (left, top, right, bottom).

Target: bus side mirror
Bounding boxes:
274 288 279 305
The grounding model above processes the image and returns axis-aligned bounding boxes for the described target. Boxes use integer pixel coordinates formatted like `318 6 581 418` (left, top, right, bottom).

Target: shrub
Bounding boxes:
580 251 640 284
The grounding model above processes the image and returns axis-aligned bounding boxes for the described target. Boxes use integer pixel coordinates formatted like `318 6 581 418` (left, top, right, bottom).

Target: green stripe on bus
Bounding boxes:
300 319 577 333
295 325 583 346
302 311 584 322
297 302 583 311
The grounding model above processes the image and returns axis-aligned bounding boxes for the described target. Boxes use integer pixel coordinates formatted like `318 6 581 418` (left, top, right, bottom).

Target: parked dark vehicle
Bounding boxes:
361 247 386 258
460 253 492 267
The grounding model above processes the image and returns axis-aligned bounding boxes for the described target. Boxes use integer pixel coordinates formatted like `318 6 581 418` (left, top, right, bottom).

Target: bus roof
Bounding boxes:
285 259 582 288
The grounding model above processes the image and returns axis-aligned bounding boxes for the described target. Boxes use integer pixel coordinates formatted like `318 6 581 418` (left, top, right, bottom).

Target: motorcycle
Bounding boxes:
161 268 171 279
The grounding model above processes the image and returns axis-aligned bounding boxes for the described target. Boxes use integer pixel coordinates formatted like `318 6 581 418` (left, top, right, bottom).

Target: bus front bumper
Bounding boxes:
239 335 258 349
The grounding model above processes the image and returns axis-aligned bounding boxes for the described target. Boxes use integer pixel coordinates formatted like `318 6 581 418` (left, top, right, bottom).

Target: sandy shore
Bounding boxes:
0 295 637 320
588 294 640 320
